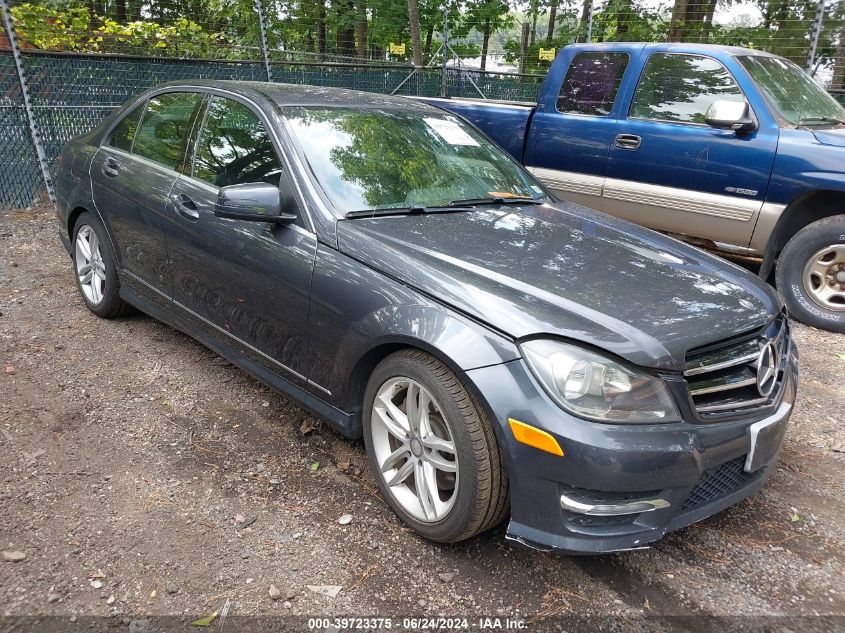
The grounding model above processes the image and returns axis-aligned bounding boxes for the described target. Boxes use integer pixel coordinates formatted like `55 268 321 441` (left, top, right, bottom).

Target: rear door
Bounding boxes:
90 91 204 305
524 48 635 209
604 52 778 248
166 94 317 384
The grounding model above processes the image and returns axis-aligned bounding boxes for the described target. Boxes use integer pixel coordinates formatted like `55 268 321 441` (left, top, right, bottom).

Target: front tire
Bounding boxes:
72 212 131 318
363 350 509 543
776 215 845 333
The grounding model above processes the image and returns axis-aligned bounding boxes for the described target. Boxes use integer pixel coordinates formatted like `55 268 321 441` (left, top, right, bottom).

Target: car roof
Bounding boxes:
154 79 436 111
572 41 781 59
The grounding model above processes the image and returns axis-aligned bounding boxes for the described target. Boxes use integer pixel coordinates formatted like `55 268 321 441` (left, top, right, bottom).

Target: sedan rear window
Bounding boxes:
283 107 544 214
133 92 203 171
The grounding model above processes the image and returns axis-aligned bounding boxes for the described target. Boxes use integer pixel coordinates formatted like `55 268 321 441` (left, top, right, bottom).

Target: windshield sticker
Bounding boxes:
424 118 479 146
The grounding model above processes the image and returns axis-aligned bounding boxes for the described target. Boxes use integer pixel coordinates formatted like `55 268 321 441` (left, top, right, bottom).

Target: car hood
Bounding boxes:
812 127 845 147
336 202 780 371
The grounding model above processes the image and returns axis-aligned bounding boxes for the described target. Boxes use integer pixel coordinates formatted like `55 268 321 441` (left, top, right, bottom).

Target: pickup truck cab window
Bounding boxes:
194 96 283 187
630 53 744 124
108 103 144 152
557 52 628 117
738 55 845 126
133 92 204 171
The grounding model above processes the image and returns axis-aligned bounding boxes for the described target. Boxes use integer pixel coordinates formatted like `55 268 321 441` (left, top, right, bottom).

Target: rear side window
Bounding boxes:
133 92 203 170
557 52 629 116
193 97 282 187
109 103 144 152
630 53 744 124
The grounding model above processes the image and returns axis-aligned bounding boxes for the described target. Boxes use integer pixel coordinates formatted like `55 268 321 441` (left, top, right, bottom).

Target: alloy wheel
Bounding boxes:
75 225 107 305
802 244 845 311
370 377 459 523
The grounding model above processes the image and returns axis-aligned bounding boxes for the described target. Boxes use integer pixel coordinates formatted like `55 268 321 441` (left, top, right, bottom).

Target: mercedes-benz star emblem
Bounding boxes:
756 341 780 397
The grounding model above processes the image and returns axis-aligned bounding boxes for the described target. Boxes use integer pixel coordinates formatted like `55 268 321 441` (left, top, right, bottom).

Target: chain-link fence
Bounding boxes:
0 0 841 209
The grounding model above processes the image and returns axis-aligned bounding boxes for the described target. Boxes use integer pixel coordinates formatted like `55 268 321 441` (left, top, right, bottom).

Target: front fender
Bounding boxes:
307 244 520 413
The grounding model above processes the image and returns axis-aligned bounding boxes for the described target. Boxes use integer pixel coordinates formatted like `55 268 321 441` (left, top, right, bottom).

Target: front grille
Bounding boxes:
680 456 758 512
684 316 789 418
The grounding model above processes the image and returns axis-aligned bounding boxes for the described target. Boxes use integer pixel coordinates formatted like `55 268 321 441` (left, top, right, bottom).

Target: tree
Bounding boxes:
407 0 423 65
466 0 512 71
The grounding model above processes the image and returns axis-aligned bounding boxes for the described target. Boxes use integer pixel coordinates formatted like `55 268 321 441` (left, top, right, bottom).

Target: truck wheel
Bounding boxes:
775 215 845 333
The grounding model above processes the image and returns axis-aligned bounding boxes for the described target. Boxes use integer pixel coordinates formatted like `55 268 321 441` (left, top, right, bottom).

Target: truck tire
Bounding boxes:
775 215 845 333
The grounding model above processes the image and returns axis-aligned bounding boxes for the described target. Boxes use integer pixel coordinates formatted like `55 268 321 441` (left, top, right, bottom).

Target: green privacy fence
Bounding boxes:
0 49 544 209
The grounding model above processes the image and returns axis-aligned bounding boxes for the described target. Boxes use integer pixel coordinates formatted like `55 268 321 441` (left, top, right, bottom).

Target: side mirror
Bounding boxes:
214 182 296 224
704 100 757 133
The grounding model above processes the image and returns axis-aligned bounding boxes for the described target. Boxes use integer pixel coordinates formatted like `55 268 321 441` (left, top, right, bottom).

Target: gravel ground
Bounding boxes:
1 203 845 632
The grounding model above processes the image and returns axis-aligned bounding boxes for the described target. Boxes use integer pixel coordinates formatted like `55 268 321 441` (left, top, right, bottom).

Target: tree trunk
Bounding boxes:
668 0 689 42
480 17 490 71
833 22 845 90
700 0 717 42
546 0 558 44
578 0 592 42
355 0 367 58
115 0 127 22
518 21 529 74
407 0 423 66
336 0 356 57
529 0 539 44
424 25 434 56
316 0 326 59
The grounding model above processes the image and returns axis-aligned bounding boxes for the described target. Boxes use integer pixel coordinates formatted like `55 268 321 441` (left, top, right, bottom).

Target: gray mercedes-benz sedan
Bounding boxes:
55 80 797 553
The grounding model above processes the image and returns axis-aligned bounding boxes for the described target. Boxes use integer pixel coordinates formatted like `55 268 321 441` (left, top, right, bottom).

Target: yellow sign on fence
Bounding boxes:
538 48 556 61
389 43 406 55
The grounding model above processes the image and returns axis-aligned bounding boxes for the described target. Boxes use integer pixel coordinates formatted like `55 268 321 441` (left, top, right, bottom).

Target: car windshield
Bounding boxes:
738 55 845 126
282 106 546 214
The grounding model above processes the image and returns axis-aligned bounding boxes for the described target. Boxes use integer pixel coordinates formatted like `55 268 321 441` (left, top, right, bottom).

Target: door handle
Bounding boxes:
614 134 642 150
102 157 120 177
174 193 200 220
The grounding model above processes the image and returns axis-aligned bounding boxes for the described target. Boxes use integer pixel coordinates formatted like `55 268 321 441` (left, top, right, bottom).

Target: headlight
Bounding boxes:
520 339 680 423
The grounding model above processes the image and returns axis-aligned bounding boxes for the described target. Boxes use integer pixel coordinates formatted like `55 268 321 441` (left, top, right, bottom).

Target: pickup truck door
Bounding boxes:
604 51 778 250
524 48 638 209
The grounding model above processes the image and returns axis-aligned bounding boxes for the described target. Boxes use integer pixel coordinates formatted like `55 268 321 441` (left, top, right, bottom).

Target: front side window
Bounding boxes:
194 97 282 187
738 55 845 126
557 52 629 116
109 103 144 152
284 107 545 214
133 92 203 170
630 53 744 124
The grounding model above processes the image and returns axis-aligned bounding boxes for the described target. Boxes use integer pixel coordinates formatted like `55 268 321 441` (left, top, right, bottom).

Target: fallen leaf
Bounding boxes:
789 513 801 523
310 462 320 472
299 419 317 435
836 353 845 362
191 611 218 627
88 570 106 579
307 584 342 598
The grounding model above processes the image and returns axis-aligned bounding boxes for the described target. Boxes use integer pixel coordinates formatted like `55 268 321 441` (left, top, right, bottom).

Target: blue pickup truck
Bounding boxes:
423 43 845 333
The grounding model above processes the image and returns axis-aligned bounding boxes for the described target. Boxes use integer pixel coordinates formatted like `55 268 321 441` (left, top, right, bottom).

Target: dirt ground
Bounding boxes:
2 203 845 632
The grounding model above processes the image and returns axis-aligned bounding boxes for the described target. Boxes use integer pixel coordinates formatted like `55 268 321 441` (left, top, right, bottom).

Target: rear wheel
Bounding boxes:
363 350 508 543
72 212 131 318
776 215 845 333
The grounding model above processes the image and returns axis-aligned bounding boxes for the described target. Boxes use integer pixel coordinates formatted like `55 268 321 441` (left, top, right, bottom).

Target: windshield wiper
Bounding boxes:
345 204 475 219
448 196 545 206
797 116 845 127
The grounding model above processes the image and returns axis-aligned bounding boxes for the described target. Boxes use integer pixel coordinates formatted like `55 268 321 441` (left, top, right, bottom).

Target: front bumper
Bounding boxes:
464 343 798 554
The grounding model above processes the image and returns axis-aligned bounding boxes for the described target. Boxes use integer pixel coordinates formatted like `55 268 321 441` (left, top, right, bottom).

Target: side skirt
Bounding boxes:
119 286 361 439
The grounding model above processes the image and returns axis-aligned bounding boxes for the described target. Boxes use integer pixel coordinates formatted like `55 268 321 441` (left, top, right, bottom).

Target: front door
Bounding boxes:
524 49 633 209
166 95 317 384
604 52 778 248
